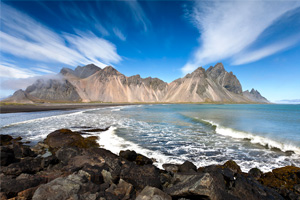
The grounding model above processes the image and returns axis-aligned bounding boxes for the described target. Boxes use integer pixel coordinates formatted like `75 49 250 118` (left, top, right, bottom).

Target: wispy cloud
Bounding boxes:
113 27 126 41
125 0 150 32
182 0 300 74
0 63 38 79
0 3 121 69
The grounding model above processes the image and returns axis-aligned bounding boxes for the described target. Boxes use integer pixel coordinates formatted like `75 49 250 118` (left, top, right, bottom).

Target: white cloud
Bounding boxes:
0 63 38 79
233 35 300 65
1 74 64 91
113 27 126 41
125 0 150 32
182 0 300 74
0 3 122 68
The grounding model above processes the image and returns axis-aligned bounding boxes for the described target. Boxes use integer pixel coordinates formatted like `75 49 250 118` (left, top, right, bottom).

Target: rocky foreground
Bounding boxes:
0 129 299 200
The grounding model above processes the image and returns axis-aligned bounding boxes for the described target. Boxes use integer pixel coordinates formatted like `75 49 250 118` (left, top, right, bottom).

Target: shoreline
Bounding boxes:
0 101 270 114
0 103 134 114
0 129 299 199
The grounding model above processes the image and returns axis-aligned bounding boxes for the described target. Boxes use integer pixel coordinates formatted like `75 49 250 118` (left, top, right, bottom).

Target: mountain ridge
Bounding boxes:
3 63 269 104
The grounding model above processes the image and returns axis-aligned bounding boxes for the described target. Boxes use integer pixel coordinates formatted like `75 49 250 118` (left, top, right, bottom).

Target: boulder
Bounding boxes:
44 129 99 153
55 147 81 165
136 186 171 200
222 160 242 173
164 172 214 198
119 150 153 166
112 179 133 200
0 134 13 146
120 163 161 191
0 173 46 198
32 170 99 200
249 168 263 180
119 150 137 162
259 166 300 198
12 143 36 158
0 146 15 166
2 157 42 176
162 164 179 174
178 161 197 172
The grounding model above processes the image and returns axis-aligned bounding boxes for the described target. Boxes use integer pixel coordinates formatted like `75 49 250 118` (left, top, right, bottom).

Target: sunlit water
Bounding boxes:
1 104 299 172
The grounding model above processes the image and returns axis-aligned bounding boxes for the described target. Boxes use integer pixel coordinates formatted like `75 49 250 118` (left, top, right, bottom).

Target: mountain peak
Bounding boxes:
102 66 120 75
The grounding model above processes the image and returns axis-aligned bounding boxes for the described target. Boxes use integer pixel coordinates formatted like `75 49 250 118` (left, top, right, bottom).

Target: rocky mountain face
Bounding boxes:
4 63 269 103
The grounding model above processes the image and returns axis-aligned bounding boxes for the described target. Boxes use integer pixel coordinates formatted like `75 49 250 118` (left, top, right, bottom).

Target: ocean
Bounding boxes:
1 104 299 172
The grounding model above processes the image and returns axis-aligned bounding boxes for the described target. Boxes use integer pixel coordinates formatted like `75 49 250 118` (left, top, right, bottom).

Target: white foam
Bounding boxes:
97 126 181 168
203 119 300 155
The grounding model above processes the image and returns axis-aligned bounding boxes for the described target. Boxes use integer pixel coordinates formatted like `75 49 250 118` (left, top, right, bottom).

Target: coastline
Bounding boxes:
0 101 270 114
0 129 299 199
0 103 134 114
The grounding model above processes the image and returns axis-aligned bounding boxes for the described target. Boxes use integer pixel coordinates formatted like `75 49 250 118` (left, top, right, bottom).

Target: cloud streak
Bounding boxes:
182 0 300 74
0 3 122 69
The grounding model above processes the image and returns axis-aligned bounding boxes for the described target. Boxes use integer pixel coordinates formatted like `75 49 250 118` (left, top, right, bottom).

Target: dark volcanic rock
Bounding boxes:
164 172 216 199
259 166 300 198
44 129 99 153
178 160 197 173
119 150 137 162
32 170 99 200
120 163 161 191
249 168 263 180
136 186 171 200
162 163 180 174
0 146 15 166
0 173 46 198
0 134 13 146
119 150 153 166
12 143 36 158
2 157 42 176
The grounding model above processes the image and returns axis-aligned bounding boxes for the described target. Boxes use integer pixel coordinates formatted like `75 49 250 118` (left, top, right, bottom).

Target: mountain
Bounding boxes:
243 89 269 103
3 63 269 103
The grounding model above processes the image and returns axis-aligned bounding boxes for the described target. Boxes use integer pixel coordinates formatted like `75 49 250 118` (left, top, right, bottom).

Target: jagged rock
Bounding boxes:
135 154 153 166
222 160 242 173
136 186 171 200
120 163 161 191
0 146 15 166
0 134 13 146
178 161 197 173
259 166 300 198
55 147 81 165
164 172 214 198
0 173 46 198
163 164 179 174
12 143 36 158
82 127 110 132
112 179 133 200
119 150 137 162
119 150 153 166
32 170 99 200
2 157 42 176
41 155 59 169
44 129 99 153
249 168 263 180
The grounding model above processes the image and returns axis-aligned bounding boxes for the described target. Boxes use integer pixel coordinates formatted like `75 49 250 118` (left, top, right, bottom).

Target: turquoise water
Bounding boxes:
1 104 299 172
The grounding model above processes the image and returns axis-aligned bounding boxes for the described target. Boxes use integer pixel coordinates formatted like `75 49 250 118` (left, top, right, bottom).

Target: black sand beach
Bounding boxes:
0 103 132 114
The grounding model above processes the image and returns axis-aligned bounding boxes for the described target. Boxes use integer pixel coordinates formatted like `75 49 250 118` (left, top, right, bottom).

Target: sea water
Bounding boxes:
1 104 299 172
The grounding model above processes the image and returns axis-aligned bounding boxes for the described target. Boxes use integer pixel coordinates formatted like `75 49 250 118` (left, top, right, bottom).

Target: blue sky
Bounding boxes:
0 0 300 102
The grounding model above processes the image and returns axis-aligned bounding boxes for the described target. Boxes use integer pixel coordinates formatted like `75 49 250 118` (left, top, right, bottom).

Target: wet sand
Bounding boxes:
0 103 133 114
